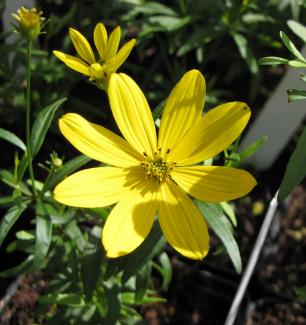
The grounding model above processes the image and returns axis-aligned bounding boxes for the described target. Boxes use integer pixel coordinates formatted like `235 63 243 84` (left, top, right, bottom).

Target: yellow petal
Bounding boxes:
102 182 158 257
158 70 205 156
54 166 143 207
105 26 121 61
53 51 90 76
94 22 108 61
113 39 136 72
171 166 257 202
172 102 251 165
109 73 157 158
157 181 209 260
69 27 95 64
59 113 143 167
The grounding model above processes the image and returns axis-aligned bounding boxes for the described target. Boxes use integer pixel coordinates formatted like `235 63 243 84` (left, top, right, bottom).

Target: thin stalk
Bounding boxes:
224 191 279 325
25 41 37 198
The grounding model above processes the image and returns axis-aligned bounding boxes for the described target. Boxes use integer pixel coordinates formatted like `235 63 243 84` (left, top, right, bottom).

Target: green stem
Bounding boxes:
25 41 37 198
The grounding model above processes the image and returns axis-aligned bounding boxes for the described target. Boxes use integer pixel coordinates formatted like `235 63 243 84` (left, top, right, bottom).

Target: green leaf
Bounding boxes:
232 32 258 74
258 56 289 65
196 201 242 273
280 31 306 63
135 262 152 304
0 128 26 151
287 20 306 43
152 100 165 121
104 283 121 324
236 135 268 165
65 220 86 251
177 26 221 56
40 293 85 306
288 60 306 67
30 98 66 157
33 200 52 268
156 252 172 291
0 196 17 207
287 89 306 102
220 202 237 227
16 230 34 240
278 125 306 201
42 155 91 193
81 226 104 300
17 154 28 181
242 13 275 24
0 204 27 247
0 255 33 277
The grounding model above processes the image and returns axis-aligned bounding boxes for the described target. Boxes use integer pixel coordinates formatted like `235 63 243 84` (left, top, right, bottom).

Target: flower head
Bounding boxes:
53 22 136 90
54 70 256 260
12 6 44 41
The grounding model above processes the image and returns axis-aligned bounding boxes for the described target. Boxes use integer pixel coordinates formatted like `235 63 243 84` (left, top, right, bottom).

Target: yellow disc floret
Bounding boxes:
141 149 175 183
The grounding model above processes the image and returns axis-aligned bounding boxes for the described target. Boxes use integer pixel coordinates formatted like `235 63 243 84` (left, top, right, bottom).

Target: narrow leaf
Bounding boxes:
0 255 33 277
232 32 258 73
30 98 66 157
237 135 268 164
135 262 152 304
0 128 26 151
0 204 27 247
104 283 121 324
287 20 306 43
278 125 306 201
33 200 52 268
258 56 289 65
220 202 237 227
81 226 104 299
288 60 306 67
287 89 306 102
196 201 242 273
40 293 85 306
280 31 306 63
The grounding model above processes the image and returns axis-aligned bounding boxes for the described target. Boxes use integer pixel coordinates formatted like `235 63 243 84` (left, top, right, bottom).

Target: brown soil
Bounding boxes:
0 274 47 325
247 300 306 325
258 186 306 298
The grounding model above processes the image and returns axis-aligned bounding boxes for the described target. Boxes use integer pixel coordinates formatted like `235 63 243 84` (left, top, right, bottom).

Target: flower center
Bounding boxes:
141 149 175 183
89 63 108 80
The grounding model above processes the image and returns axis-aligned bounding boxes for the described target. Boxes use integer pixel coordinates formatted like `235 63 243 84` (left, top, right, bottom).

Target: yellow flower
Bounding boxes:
54 70 256 260
12 6 44 41
53 22 136 89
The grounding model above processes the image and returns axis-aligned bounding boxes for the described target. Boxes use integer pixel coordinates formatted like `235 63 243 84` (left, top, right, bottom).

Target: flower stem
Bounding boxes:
25 40 37 198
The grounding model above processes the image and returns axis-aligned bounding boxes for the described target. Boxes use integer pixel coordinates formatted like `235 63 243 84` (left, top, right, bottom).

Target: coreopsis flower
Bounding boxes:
54 70 256 260
12 6 44 41
53 22 136 90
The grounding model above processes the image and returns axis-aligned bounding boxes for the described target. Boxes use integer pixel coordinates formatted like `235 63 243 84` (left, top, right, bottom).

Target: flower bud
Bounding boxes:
12 7 44 41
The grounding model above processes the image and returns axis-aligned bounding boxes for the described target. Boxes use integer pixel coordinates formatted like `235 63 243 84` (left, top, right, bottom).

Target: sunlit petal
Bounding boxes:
69 27 95 64
172 166 257 202
53 51 90 76
94 22 108 61
158 70 205 157
54 166 144 207
59 113 143 167
105 26 121 61
113 39 136 72
172 102 251 165
109 73 157 157
157 181 209 260
102 181 159 257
